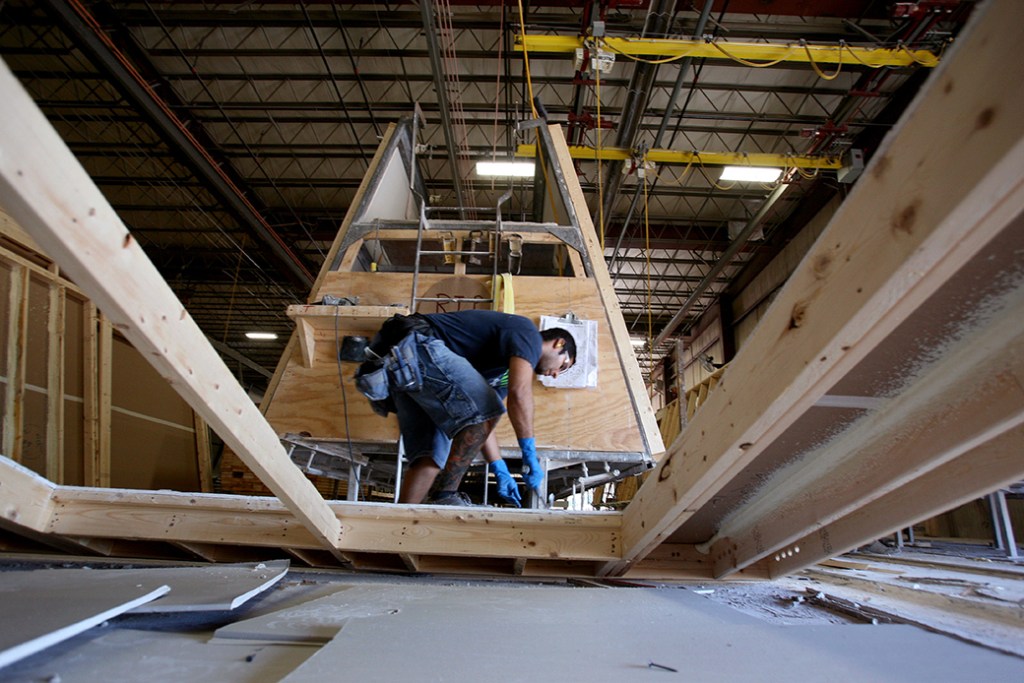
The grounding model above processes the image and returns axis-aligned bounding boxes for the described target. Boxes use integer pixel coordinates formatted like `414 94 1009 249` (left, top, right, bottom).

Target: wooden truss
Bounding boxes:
241 109 667 508
0 1 1022 579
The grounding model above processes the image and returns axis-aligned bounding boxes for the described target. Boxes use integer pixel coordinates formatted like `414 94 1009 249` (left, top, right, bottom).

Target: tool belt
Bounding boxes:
366 313 433 360
354 314 433 416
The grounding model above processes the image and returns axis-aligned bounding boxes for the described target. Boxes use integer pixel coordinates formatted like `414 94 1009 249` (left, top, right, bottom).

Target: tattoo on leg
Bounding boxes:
432 420 493 494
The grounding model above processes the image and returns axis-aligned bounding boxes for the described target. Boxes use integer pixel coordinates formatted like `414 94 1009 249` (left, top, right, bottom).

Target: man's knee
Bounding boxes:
455 418 496 444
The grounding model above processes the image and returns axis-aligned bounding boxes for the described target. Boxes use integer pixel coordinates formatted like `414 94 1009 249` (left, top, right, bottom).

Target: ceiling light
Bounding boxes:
245 332 278 340
630 338 647 346
720 166 783 183
475 160 535 177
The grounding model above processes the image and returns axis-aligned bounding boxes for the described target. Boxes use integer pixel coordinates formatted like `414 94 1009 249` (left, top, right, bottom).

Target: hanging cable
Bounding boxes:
222 237 246 344
491 1 506 165
801 40 843 81
706 40 796 68
643 161 653 364
516 0 560 225
652 156 695 185
595 44 605 252
697 164 737 192
516 0 538 118
598 37 700 66
334 304 358 500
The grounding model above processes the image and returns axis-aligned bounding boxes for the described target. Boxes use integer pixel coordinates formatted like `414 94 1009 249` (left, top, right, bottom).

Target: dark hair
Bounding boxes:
541 327 577 363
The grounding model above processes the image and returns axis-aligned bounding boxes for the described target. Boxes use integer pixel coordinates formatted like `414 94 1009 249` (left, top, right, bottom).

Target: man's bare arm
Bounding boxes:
506 355 534 440
482 429 501 463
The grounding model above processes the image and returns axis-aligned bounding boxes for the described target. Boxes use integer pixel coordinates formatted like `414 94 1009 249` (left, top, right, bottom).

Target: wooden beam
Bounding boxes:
82 302 99 486
2 264 28 462
45 486 622 562
97 312 112 488
309 122 399 300
0 239 84 296
169 541 276 563
45 281 65 483
193 411 213 493
545 124 665 459
622 543 772 581
710 285 1024 576
285 304 408 368
769 424 1024 578
0 456 56 532
0 59 343 554
612 0 1024 576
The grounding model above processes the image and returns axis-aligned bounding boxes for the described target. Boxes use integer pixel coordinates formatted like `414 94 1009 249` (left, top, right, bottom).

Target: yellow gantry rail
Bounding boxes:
515 35 941 68
516 144 844 170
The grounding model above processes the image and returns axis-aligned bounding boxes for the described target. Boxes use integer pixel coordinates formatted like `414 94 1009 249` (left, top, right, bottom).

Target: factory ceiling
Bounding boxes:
0 1 973 389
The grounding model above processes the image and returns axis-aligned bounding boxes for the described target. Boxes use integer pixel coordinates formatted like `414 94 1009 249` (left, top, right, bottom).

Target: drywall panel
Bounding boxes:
214 584 411 643
219 581 757 646
0 629 315 683
0 569 169 669
278 582 1024 682
128 560 290 613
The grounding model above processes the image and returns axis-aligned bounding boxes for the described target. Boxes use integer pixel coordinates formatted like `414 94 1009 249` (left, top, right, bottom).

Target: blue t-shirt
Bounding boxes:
424 311 541 382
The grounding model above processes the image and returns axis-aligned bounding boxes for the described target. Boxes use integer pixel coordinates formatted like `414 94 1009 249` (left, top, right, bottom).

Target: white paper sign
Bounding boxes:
539 315 598 389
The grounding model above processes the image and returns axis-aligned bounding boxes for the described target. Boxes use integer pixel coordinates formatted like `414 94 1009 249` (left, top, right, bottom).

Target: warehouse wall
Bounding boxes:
0 207 204 491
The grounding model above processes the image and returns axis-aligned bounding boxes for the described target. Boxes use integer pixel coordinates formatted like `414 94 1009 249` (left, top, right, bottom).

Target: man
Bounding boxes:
365 309 576 506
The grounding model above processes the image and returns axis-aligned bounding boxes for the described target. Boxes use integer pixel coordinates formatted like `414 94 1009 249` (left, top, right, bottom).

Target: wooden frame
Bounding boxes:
1 1 1022 578
610 0 1024 577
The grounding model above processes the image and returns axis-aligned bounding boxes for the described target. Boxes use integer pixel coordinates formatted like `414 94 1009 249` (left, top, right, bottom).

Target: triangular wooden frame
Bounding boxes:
1 0 1022 579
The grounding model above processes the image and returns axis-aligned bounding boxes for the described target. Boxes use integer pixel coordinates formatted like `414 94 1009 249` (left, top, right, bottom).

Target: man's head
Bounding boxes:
536 327 577 378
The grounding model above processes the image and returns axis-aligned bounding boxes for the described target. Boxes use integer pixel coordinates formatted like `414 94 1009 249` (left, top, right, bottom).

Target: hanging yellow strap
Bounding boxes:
493 273 515 313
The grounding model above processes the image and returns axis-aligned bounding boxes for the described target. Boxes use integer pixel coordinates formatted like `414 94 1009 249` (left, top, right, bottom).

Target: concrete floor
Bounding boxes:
1 544 1022 682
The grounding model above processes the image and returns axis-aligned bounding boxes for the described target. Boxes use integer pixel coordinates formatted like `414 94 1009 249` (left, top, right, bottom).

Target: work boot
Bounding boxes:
427 491 478 506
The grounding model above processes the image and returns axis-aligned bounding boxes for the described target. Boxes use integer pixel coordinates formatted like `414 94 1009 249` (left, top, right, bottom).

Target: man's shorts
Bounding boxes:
392 333 506 467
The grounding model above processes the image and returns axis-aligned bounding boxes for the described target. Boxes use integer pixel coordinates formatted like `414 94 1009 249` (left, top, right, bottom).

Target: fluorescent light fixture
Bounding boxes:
476 160 536 177
720 166 783 183
630 338 647 347
245 332 278 340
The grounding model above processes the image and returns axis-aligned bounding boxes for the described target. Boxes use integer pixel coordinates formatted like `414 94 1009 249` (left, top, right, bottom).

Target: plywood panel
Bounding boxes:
266 272 645 453
111 336 194 425
109 411 198 491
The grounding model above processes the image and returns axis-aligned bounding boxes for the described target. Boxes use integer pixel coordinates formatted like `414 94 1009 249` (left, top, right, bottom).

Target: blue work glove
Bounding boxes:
519 437 544 492
490 459 521 507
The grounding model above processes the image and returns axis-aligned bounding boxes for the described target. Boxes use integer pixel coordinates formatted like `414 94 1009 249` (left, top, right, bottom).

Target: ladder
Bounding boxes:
409 188 515 313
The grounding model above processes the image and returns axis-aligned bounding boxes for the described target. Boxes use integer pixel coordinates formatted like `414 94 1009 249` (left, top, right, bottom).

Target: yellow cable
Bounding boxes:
839 40 889 69
708 40 795 68
599 37 696 65
652 156 695 185
595 48 605 252
516 0 561 224
544 35 942 71
795 165 820 180
802 40 842 81
698 163 737 192
643 165 653 357
516 0 537 118
898 42 942 67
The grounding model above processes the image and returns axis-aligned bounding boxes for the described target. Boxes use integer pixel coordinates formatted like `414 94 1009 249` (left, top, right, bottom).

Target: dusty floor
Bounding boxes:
0 539 1021 682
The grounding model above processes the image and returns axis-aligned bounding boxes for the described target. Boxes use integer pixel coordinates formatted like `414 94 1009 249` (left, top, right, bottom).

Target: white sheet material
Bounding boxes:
129 559 290 613
539 314 598 389
0 569 170 669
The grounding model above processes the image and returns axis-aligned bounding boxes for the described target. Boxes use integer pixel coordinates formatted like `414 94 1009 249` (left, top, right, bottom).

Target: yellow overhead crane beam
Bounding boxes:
514 35 941 68
516 144 844 170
